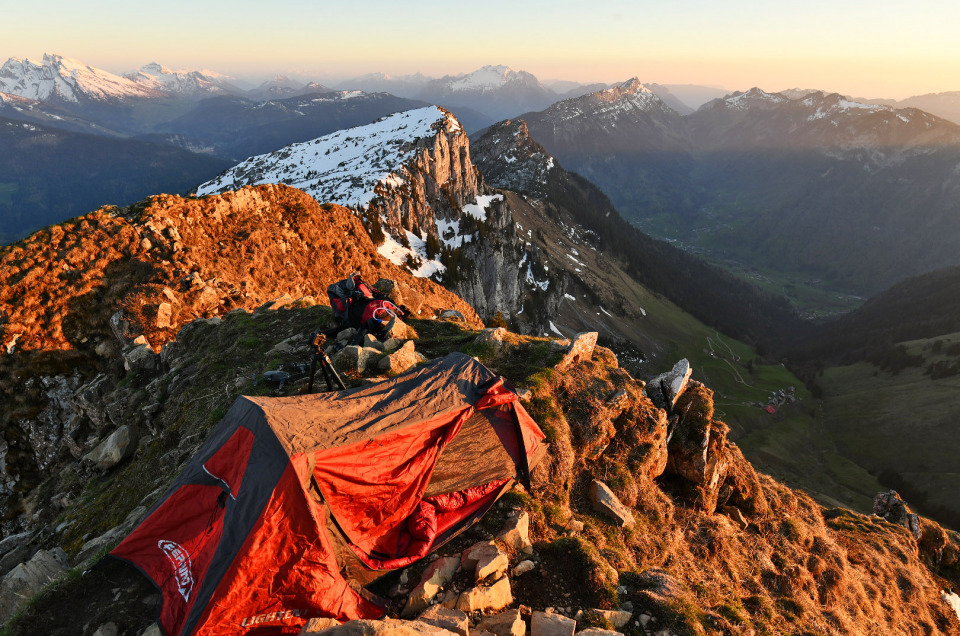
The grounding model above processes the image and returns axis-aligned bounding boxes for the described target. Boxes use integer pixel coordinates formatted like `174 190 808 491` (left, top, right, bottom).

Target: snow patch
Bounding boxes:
549 321 565 337
461 194 503 221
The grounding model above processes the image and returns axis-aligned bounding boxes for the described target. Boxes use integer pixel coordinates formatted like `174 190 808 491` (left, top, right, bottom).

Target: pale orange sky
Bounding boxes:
4 0 959 99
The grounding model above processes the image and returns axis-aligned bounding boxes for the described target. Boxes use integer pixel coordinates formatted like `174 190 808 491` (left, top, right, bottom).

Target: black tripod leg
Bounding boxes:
320 353 347 390
307 352 319 394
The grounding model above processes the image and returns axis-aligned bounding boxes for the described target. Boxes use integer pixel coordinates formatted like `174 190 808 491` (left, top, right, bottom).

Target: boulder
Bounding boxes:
575 609 632 629
497 511 533 555
0 548 70 621
556 332 598 372
156 302 173 329
461 540 498 572
378 341 419 375
530 611 575 636
476 545 509 581
402 556 460 617
384 318 412 340
337 328 358 344
477 608 525 636
439 310 466 322
455 576 512 613
82 425 137 471
416 606 469 636
588 480 635 529
333 346 382 374
140 624 163 636
362 333 385 351
576 630 623 636
122 337 159 374
475 328 509 348
647 359 692 411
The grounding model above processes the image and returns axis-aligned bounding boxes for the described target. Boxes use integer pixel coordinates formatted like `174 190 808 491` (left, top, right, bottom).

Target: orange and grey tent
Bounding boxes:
111 352 546 635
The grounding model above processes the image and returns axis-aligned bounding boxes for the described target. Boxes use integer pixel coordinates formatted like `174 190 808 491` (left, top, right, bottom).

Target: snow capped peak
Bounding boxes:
137 62 170 76
445 65 543 93
0 53 160 103
125 62 234 96
715 87 788 111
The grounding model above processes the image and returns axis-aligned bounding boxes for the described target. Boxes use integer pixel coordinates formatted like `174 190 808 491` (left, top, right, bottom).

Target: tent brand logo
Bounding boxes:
158 540 194 602
240 609 304 627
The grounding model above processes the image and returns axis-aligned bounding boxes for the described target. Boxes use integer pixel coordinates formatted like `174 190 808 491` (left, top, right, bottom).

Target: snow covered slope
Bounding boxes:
197 106 456 207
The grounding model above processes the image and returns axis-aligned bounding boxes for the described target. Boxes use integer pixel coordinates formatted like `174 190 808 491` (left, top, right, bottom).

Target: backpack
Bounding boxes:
327 274 377 328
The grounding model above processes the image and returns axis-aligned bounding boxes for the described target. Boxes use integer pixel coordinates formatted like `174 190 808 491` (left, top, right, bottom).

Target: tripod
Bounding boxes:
306 333 347 393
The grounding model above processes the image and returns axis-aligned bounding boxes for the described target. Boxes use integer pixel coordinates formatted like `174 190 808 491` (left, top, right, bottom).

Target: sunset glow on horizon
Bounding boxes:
4 0 959 99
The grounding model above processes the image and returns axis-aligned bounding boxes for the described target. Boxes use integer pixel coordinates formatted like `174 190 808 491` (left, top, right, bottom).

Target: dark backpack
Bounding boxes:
327 274 377 328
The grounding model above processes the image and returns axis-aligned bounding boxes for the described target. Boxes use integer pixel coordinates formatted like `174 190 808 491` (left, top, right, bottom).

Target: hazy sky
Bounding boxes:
4 0 959 98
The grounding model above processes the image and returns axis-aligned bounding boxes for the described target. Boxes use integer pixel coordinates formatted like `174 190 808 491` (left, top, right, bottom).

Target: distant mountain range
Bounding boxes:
518 81 960 298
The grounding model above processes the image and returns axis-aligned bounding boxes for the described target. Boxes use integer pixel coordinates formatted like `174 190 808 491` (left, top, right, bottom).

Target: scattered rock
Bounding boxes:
511 560 536 577
92 622 119 636
258 293 294 311
337 328 358 343
588 480 635 528
647 359 692 411
530 610 576 636
564 519 584 536
140 624 162 636
515 388 532 402
82 425 137 471
403 556 460 617
576 630 622 636
455 576 512 613
497 511 533 555
306 618 458 636
416 606 469 636
461 541 500 575
477 608 525 636
555 332 598 372
721 505 749 531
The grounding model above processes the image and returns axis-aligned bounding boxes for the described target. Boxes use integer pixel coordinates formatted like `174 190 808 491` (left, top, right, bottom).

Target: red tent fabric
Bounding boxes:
111 353 546 635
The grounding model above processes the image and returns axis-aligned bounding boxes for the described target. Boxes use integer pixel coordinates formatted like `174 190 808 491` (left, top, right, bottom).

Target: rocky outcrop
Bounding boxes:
0 548 69 622
874 490 922 540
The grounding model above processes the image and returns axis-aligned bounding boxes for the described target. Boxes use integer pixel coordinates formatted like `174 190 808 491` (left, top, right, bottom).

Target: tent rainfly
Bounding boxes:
111 352 547 635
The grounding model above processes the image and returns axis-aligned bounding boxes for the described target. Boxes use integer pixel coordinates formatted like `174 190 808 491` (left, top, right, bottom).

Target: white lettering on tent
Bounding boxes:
239 608 304 627
158 539 195 602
